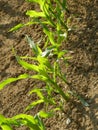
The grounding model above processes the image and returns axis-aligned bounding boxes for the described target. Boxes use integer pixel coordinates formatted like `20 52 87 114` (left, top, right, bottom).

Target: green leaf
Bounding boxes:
41 49 51 57
34 115 46 130
0 115 6 125
24 21 38 26
6 118 20 127
26 10 45 18
31 75 48 82
43 27 55 45
26 0 41 4
69 91 89 107
16 56 39 72
53 107 61 111
9 24 24 32
51 81 70 101
38 111 53 118
12 114 36 124
1 125 12 130
11 114 41 130
78 96 89 107
25 99 44 111
37 56 52 70
58 50 67 58
0 74 30 90
26 35 42 56
26 35 37 50
29 88 44 99
20 56 36 60
0 115 12 130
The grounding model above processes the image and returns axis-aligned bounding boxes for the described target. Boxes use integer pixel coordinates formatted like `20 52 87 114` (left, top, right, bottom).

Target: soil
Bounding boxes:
0 0 98 130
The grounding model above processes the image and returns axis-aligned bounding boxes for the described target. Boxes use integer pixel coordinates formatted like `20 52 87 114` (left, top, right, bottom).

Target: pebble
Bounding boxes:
66 118 71 125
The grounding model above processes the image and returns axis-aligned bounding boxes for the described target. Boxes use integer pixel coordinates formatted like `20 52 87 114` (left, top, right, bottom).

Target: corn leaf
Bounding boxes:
16 56 39 72
26 35 42 56
0 74 30 90
26 10 45 18
38 111 53 118
31 75 48 82
43 27 55 45
69 91 89 107
26 35 38 51
1 125 12 130
0 115 6 125
11 114 41 130
25 99 44 111
26 0 41 4
0 115 12 130
9 24 24 32
37 56 52 71
29 88 44 99
58 50 67 58
34 115 46 130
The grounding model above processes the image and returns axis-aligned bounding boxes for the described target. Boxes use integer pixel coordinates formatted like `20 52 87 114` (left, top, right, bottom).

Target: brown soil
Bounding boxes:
0 0 98 130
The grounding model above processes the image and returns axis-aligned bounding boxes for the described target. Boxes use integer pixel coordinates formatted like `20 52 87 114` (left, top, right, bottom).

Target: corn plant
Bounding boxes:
10 0 70 48
0 35 69 107
0 0 89 129
0 35 70 130
0 111 53 130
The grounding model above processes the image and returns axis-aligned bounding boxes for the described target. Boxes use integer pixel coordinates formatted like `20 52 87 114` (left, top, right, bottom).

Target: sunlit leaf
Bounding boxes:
0 115 12 130
43 27 55 45
12 114 41 130
26 99 44 111
9 24 24 32
26 10 45 18
31 74 48 82
58 50 67 58
0 74 30 90
38 111 53 118
1 125 12 130
16 56 39 72
26 0 41 4
29 88 44 99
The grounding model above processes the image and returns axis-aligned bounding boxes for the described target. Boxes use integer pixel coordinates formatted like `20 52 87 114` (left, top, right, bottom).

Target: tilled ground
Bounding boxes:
0 0 98 130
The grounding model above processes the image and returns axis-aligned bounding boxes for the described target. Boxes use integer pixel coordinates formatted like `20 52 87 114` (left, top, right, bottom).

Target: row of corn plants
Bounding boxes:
0 0 89 129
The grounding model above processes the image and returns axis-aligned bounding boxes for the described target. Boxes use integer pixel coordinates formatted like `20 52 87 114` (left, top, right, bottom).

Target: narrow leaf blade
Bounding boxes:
26 10 45 18
9 24 24 32
25 99 44 111
0 74 29 90
16 56 39 72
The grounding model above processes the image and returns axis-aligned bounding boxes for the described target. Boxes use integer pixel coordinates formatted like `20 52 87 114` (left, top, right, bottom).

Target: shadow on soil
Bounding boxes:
66 1 98 129
0 1 24 17
0 0 32 40
67 0 98 73
68 94 98 130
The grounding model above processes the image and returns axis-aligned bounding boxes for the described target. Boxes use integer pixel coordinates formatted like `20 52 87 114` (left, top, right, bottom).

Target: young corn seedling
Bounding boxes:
10 0 70 47
0 35 70 129
0 0 89 129
1 1 70 128
0 112 51 130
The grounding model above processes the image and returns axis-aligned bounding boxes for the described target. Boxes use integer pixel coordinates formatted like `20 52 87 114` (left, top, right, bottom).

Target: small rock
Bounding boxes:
66 118 71 125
